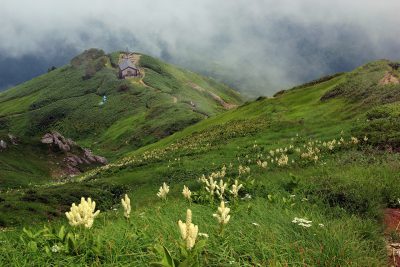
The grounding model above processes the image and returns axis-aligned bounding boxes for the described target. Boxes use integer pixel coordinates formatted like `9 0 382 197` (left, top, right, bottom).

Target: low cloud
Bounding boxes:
1 0 400 96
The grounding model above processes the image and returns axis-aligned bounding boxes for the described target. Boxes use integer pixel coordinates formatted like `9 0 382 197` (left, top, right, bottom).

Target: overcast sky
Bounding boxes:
1 0 400 96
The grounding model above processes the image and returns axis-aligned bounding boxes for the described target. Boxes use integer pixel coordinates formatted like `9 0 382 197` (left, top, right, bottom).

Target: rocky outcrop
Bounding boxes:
41 131 107 177
41 131 75 152
83 149 108 165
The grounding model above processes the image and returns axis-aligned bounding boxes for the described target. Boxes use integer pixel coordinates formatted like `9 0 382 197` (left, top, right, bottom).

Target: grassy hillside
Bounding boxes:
0 49 243 188
1 59 400 266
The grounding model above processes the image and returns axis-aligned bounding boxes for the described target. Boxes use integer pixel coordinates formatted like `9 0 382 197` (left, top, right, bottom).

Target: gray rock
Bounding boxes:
0 140 7 150
41 133 54 144
41 131 107 177
41 131 71 151
94 155 108 165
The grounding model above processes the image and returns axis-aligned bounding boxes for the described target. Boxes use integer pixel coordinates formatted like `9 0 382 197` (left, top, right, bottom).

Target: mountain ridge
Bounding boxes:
0 48 244 186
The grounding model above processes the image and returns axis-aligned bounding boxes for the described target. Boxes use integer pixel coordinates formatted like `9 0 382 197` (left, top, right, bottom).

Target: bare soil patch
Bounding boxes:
379 72 400 86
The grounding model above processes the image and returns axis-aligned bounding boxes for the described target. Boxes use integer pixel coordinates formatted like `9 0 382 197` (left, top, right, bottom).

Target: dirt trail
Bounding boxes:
138 67 150 88
187 82 237 110
379 72 400 85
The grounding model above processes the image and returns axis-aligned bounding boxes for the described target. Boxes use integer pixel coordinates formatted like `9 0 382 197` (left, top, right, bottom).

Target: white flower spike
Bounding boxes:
230 180 243 198
157 182 170 200
213 201 231 225
178 209 199 250
65 197 100 228
121 194 131 219
182 185 192 201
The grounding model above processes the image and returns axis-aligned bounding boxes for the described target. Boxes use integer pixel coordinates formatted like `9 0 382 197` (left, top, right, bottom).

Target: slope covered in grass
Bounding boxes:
1 59 400 265
0 49 243 188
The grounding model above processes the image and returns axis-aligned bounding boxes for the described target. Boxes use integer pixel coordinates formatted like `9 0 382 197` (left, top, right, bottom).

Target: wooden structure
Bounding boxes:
118 57 140 79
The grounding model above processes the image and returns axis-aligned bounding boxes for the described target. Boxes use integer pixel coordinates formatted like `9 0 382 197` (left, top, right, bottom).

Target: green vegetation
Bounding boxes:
0 49 243 189
1 58 400 265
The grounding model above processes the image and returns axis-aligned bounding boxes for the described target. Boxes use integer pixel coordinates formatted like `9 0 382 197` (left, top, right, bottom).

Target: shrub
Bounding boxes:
352 104 400 150
117 84 130 92
83 64 97 80
71 48 105 67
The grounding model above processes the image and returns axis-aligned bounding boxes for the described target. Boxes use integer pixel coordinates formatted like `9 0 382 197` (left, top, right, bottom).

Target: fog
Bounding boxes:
1 0 400 96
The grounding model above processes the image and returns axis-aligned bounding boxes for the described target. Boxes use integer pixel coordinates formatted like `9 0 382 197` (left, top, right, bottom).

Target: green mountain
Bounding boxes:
0 49 243 187
1 59 400 265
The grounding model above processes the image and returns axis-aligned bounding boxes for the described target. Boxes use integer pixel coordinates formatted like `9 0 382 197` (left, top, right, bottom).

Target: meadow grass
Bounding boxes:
0 58 399 265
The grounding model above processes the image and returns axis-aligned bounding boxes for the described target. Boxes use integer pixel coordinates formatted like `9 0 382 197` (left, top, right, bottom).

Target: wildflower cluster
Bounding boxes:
251 133 366 169
256 160 268 168
79 120 267 182
292 217 312 228
65 197 100 228
238 165 250 176
198 165 245 202
157 182 170 200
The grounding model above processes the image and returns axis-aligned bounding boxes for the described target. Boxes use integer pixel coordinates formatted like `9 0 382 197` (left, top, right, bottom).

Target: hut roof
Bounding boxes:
119 59 138 71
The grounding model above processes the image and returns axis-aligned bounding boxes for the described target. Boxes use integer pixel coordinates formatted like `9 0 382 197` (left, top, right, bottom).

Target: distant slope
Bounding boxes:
0 49 243 154
0 48 243 186
2 58 400 226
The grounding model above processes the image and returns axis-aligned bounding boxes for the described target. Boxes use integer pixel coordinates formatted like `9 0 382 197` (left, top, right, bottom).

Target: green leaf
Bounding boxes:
150 245 176 267
27 241 38 252
22 228 34 239
194 240 207 252
58 226 65 240
44 246 51 255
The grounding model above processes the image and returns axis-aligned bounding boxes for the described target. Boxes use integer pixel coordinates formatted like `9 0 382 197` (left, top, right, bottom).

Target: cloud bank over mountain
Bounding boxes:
1 0 400 95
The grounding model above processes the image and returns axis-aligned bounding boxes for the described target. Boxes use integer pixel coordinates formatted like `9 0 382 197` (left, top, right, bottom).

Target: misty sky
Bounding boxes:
1 0 400 96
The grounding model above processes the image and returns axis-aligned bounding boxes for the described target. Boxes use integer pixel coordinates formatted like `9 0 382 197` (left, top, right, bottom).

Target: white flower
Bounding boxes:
241 193 252 200
157 182 170 200
178 209 199 250
121 194 131 219
51 244 62 253
351 136 359 144
292 217 312 228
213 201 231 225
257 160 268 168
230 180 243 198
198 232 209 238
216 179 228 200
182 185 192 201
277 154 289 166
238 165 250 176
318 223 325 227
65 197 100 228
252 222 260 227
204 176 218 196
